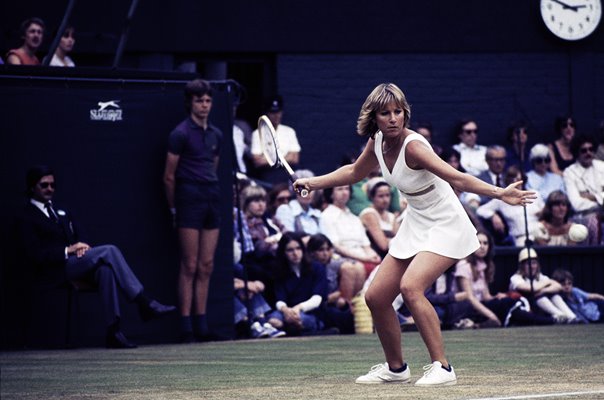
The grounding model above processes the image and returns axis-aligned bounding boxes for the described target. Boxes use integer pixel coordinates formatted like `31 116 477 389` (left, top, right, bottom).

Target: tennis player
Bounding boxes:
294 83 536 386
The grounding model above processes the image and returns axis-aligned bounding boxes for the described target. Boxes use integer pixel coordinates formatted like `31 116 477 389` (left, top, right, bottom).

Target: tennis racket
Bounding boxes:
258 115 308 197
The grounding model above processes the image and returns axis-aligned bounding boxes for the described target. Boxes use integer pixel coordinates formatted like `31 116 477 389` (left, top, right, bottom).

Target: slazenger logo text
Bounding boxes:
90 100 123 121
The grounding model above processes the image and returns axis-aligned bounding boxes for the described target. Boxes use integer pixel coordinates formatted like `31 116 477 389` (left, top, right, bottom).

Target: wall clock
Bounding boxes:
540 0 602 40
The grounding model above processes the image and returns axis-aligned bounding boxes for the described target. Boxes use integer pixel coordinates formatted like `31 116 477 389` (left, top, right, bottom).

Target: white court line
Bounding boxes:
465 390 604 400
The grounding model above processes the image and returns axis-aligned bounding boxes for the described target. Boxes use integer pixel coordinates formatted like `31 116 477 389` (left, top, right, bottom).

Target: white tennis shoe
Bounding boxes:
355 363 411 384
414 361 457 386
262 323 286 338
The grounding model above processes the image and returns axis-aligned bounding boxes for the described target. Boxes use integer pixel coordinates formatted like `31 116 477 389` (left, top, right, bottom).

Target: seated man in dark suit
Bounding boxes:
18 165 176 348
476 146 512 245
476 145 507 204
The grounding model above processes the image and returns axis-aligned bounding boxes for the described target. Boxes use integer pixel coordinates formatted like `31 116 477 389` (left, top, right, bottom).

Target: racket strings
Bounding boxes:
259 123 279 167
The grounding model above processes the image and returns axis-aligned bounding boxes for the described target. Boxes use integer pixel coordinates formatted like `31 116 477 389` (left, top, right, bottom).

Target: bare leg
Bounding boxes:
193 228 220 314
178 228 200 316
400 252 456 367
339 260 366 301
364 255 406 369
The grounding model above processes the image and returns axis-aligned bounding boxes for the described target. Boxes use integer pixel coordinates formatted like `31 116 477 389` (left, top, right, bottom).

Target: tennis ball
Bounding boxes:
569 223 588 242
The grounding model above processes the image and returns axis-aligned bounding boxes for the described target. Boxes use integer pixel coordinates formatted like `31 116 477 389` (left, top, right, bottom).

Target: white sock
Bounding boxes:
550 294 577 319
536 296 564 317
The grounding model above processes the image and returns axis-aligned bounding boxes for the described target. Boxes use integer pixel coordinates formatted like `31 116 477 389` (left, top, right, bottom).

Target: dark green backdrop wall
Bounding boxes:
0 70 237 348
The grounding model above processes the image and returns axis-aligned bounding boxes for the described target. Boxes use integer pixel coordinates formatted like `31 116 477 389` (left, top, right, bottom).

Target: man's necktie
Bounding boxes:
495 175 502 188
45 202 59 223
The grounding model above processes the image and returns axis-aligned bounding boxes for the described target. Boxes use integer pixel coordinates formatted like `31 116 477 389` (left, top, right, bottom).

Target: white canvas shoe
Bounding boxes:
414 361 457 386
250 321 269 339
355 363 411 384
262 323 286 338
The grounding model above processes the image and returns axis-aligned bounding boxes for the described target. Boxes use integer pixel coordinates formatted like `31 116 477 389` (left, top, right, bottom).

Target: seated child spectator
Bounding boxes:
551 268 604 323
241 184 282 262
533 190 587 246
267 233 330 336
240 184 283 304
509 248 578 323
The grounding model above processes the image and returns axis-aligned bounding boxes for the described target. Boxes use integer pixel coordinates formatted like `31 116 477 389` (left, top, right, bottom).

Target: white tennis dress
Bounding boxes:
375 132 479 260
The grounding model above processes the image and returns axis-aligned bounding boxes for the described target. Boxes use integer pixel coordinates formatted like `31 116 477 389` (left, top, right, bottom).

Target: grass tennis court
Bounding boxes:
2 324 603 400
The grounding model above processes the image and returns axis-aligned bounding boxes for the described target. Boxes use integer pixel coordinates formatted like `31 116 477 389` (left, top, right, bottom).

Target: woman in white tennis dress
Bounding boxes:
294 83 536 387
375 132 479 260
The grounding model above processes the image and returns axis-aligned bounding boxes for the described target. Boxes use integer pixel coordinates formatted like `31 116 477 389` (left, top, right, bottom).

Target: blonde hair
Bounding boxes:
356 83 411 139
240 185 267 211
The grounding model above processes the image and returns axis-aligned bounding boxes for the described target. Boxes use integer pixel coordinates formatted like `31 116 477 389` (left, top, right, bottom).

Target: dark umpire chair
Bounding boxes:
65 278 98 347
4 216 98 349
25 270 99 348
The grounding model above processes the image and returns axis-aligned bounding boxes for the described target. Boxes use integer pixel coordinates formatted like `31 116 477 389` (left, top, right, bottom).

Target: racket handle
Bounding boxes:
290 173 309 198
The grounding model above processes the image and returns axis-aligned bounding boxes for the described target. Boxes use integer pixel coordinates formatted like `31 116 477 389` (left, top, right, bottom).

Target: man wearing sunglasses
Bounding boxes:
452 119 488 177
19 165 176 348
563 135 604 245
526 143 566 201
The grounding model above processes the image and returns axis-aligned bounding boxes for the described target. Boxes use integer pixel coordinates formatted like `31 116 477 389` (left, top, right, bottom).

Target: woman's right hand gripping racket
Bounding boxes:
258 115 309 197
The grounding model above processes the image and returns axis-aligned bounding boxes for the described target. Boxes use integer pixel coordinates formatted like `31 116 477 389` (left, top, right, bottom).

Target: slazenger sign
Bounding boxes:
90 100 123 121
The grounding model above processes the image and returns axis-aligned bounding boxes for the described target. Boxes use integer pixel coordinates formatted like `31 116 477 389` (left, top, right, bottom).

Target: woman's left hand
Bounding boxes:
500 181 537 206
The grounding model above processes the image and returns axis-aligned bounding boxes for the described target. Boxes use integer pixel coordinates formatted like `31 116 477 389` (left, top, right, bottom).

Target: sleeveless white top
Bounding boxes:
359 207 395 233
374 132 479 259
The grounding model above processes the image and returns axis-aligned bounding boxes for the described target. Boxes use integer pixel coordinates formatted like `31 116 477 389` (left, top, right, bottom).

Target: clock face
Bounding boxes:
540 0 602 40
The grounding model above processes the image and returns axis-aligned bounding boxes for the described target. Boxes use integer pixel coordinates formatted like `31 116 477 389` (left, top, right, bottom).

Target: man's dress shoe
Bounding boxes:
140 300 177 321
106 331 137 349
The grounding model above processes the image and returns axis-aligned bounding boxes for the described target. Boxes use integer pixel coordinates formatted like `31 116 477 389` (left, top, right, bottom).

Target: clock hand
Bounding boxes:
550 0 580 11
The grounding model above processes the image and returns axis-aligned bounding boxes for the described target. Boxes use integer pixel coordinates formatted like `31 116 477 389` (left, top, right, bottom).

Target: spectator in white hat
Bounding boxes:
509 247 578 323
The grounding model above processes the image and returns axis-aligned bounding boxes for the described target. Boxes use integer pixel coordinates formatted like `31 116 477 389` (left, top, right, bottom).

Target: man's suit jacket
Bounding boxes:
18 202 83 282
476 170 499 205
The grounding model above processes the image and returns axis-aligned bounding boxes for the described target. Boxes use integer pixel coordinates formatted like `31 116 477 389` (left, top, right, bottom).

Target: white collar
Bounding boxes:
289 200 321 218
30 198 48 216
458 142 480 151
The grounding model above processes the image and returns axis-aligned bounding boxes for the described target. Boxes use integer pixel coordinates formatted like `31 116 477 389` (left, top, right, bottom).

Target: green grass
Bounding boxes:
2 324 604 400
